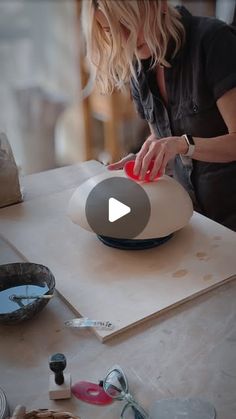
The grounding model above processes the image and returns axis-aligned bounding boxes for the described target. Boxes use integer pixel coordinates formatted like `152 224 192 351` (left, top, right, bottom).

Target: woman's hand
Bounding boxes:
107 134 186 177
107 133 158 171
107 153 136 170
134 135 186 180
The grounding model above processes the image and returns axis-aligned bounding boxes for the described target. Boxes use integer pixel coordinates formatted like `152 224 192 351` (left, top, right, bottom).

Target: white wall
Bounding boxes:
0 0 83 174
216 0 235 23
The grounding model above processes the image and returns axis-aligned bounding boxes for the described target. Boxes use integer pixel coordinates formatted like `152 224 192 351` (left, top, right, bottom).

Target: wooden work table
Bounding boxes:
0 161 236 419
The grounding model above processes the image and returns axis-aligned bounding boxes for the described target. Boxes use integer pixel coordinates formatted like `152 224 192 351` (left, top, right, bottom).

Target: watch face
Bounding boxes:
186 134 195 145
182 134 195 157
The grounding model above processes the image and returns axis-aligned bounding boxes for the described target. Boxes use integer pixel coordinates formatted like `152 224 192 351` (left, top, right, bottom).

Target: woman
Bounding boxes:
82 0 236 231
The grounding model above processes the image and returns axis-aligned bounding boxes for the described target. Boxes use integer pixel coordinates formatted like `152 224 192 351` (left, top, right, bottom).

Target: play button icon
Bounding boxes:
85 176 151 239
108 198 131 222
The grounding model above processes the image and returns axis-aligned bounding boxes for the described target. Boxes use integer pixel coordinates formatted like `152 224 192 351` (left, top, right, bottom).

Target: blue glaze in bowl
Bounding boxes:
0 263 55 324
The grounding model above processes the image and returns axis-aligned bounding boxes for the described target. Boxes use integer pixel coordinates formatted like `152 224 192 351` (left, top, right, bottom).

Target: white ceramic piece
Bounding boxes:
68 170 193 239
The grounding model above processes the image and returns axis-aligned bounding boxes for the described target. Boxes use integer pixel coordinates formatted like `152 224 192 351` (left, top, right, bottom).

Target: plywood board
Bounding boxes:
0 189 236 342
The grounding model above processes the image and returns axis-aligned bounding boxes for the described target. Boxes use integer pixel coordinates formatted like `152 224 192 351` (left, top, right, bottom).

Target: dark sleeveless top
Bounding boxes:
130 7 236 231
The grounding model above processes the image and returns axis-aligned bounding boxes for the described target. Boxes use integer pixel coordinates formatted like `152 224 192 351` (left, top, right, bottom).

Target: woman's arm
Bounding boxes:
108 87 236 175
135 87 236 180
192 87 236 162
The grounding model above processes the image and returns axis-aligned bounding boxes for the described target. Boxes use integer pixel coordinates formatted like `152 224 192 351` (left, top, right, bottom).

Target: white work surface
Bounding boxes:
0 163 236 342
0 161 236 419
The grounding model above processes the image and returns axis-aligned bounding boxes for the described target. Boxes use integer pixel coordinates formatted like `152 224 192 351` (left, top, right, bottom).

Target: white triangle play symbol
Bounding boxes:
108 197 131 223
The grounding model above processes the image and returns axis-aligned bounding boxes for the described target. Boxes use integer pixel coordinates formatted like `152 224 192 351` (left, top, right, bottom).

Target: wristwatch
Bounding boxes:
182 134 195 157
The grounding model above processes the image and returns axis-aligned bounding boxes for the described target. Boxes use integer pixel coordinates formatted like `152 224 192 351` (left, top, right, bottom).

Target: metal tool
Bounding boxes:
9 294 53 301
65 318 114 330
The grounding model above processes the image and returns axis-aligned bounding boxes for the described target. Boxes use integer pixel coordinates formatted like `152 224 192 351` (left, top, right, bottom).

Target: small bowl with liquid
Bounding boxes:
0 263 55 323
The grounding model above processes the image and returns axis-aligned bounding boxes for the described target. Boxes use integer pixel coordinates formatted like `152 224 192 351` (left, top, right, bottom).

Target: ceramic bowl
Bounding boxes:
0 263 55 324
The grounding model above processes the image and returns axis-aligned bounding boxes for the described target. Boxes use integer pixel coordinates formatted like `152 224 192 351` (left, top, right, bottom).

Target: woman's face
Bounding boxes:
95 10 152 59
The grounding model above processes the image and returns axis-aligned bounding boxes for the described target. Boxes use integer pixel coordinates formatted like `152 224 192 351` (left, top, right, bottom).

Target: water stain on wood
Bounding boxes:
195 252 210 261
203 274 213 281
211 244 219 249
172 269 188 278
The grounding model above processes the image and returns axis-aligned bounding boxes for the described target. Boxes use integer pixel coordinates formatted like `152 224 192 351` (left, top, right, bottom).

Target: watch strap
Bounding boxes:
182 134 195 157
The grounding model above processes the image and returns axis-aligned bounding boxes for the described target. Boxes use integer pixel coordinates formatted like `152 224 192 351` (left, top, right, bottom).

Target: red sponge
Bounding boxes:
124 160 161 182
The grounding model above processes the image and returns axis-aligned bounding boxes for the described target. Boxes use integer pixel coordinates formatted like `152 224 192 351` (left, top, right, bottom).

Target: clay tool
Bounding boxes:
64 318 114 330
9 294 53 301
124 159 161 182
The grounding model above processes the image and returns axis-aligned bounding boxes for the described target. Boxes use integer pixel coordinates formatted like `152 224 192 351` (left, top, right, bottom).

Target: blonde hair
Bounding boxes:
82 0 185 94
